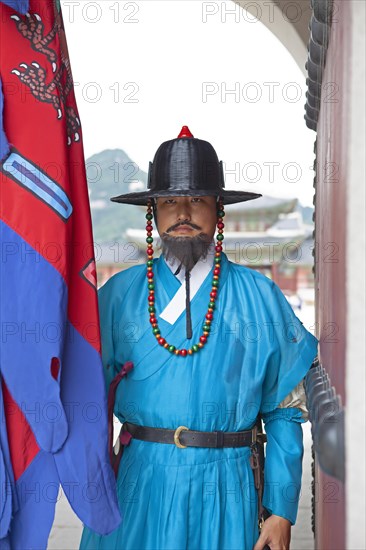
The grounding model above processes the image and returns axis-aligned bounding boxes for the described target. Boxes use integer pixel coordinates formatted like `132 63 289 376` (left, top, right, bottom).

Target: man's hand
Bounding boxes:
253 514 291 550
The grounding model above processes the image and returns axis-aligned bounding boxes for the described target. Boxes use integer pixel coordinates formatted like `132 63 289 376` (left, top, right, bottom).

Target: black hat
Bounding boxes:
111 126 262 205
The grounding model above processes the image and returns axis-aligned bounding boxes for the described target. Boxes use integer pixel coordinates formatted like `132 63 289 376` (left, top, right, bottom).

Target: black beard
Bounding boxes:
160 232 212 272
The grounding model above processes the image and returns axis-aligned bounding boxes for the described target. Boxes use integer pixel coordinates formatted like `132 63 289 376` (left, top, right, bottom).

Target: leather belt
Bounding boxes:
121 421 266 449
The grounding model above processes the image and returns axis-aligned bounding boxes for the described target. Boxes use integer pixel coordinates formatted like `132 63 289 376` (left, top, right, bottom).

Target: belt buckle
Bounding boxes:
174 425 189 449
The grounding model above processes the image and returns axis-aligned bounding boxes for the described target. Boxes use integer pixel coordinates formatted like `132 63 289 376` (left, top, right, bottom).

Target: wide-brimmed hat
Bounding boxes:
111 126 262 205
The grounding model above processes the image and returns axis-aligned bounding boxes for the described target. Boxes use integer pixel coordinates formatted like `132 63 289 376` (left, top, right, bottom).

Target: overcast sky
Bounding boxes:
62 0 316 206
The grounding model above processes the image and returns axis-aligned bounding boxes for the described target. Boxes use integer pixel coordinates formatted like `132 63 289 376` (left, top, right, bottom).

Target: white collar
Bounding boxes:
163 240 215 283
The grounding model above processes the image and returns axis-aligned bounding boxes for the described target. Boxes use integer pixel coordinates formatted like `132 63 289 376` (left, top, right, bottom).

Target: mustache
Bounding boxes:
167 221 201 233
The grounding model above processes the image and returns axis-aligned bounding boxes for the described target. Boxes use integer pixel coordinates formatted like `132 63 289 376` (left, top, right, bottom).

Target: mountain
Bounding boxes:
87 149 148 243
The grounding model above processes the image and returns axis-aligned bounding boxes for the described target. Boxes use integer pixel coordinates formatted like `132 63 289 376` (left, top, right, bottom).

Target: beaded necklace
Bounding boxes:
145 198 225 357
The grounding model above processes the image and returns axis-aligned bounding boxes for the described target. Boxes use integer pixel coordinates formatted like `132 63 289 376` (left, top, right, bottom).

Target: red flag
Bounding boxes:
0 0 121 546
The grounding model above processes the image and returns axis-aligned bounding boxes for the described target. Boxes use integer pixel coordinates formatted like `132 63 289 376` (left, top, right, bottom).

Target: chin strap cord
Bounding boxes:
174 263 182 276
185 269 193 339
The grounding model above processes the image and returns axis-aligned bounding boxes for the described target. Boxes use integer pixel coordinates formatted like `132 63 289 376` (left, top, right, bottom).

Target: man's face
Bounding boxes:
155 195 217 240
155 195 218 271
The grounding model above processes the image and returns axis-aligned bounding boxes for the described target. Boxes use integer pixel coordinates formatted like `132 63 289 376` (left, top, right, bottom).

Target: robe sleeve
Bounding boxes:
260 281 318 414
257 283 317 524
98 268 141 393
262 407 305 525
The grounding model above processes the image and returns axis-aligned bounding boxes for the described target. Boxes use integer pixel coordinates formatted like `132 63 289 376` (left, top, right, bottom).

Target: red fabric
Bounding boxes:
0 0 100 354
1 380 40 481
0 0 101 479
107 361 134 476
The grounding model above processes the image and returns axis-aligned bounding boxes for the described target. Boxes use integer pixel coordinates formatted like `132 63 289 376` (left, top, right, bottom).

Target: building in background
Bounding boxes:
96 195 315 300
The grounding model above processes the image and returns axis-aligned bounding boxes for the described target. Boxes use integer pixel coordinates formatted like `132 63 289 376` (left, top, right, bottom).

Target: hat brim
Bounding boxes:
110 189 262 206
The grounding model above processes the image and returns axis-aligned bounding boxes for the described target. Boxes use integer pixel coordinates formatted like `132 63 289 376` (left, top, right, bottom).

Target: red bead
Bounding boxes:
217 222 224 230
180 349 188 357
210 291 217 299
150 317 157 324
215 245 222 252
206 313 213 321
158 338 166 346
147 272 154 279
199 336 207 344
148 295 154 303
147 248 154 255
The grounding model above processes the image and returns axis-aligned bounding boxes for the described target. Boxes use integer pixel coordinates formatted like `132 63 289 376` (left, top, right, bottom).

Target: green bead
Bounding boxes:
192 344 200 352
146 213 153 220
203 324 211 332
217 210 225 218
148 306 155 313
212 280 219 287
147 260 153 267
214 257 221 264
168 345 176 353
146 236 153 244
216 234 224 241
153 327 160 335
148 283 155 290
208 301 215 309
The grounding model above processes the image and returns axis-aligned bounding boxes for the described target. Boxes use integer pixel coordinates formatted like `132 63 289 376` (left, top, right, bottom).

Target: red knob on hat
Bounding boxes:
177 126 194 138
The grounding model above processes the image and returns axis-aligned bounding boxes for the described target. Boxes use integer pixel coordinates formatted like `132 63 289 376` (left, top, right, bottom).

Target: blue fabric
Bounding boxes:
80 253 318 549
53 322 122 535
262 407 305 525
0 220 68 453
0 377 17 539
0 78 10 162
0 0 29 13
0 536 11 549
7 451 59 549
0 221 121 539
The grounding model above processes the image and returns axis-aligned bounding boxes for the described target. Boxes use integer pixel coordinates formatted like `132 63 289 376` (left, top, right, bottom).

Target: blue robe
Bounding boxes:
80 252 318 550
